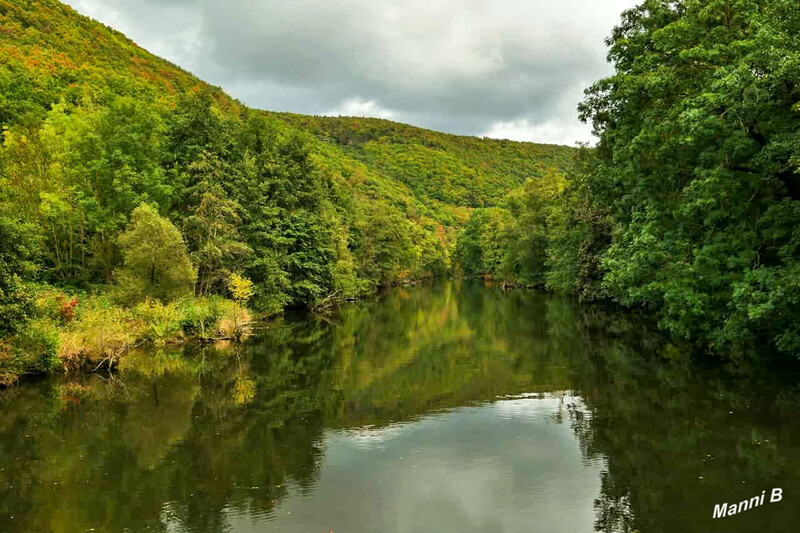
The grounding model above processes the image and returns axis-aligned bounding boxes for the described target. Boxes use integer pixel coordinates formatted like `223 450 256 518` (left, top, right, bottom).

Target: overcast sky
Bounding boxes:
65 0 637 146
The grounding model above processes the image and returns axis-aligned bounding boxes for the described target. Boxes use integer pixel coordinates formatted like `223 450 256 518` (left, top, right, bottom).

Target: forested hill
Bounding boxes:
0 0 573 228
272 113 575 211
0 0 572 297
0 0 239 124
3 0 800 377
0 0 576 382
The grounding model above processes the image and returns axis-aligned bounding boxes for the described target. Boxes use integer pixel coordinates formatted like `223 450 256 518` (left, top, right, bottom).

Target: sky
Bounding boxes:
64 0 638 146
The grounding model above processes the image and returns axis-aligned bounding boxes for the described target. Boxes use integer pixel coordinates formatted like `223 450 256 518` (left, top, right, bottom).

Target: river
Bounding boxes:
1 281 799 532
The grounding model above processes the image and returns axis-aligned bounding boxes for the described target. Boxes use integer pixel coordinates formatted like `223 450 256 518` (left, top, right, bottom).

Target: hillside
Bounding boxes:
0 0 576 380
0 0 574 227
274 113 575 209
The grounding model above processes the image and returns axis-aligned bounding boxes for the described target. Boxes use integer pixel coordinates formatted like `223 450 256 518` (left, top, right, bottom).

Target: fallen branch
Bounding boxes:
312 290 341 311
90 339 145 373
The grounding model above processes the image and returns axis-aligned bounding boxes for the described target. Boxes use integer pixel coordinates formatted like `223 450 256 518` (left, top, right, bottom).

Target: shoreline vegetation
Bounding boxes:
3 0 800 385
0 287 256 387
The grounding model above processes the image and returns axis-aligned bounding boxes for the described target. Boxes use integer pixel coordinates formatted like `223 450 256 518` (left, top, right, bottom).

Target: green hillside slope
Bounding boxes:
0 0 574 227
274 113 575 208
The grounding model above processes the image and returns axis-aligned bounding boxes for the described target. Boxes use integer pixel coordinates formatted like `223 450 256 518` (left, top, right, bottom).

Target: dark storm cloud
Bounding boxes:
65 0 638 145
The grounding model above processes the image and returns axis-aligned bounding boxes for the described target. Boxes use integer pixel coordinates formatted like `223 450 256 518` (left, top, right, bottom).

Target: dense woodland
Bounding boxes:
0 0 574 382
457 0 800 361
1 0 799 383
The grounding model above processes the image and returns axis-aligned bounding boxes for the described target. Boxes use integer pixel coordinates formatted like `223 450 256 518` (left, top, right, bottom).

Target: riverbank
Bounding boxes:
0 276 447 387
0 286 252 386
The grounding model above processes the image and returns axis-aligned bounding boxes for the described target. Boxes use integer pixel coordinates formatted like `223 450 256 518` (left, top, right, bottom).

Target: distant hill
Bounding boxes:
274 113 575 210
0 0 574 230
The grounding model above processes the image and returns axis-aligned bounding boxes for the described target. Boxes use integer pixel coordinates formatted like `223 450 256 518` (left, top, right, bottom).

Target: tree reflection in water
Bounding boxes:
1 281 799 532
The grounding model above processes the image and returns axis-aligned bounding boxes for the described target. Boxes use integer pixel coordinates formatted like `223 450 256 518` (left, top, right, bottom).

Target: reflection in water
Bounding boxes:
225 396 603 533
1 281 799 532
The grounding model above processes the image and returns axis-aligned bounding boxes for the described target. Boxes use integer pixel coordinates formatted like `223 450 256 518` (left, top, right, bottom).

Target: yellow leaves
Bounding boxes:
233 375 256 405
229 273 255 306
37 191 69 219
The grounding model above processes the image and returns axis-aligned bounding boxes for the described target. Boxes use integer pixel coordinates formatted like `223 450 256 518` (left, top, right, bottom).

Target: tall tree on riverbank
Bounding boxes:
183 152 252 296
114 204 196 304
578 0 800 356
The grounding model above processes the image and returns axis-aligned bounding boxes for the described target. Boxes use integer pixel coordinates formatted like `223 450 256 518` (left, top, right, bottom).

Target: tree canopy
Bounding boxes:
114 204 196 303
457 0 800 359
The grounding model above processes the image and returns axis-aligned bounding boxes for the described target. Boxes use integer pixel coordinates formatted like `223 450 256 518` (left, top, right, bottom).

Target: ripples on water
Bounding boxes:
1 281 799 532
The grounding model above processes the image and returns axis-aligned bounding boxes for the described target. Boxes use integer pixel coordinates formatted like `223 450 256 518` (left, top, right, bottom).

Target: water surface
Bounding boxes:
2 281 799 532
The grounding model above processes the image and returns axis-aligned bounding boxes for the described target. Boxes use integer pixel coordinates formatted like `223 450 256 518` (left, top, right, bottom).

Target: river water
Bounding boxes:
1 281 799 532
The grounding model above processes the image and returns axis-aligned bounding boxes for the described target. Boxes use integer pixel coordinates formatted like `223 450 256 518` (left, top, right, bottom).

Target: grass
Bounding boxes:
0 285 253 384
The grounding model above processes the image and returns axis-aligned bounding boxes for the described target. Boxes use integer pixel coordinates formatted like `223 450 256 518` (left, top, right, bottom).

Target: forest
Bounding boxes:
1 0 799 384
456 0 800 361
0 0 573 382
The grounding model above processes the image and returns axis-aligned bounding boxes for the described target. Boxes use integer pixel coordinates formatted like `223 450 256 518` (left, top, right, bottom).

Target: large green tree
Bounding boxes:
114 204 196 304
182 152 251 296
579 0 800 356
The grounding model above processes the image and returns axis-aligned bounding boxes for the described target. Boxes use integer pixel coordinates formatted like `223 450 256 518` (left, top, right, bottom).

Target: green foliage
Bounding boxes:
114 204 196 304
232 116 337 309
183 152 252 296
544 150 611 300
453 1 800 359
178 296 224 338
501 166 568 286
0 0 583 377
276 113 576 210
13 318 60 372
455 208 515 279
455 166 568 287
1 99 174 283
351 200 419 287
0 213 38 334
577 0 800 356
131 299 185 343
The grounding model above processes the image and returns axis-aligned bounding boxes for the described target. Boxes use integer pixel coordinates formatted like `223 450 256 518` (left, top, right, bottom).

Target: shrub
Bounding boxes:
59 296 137 365
179 297 223 338
0 317 61 379
131 299 183 344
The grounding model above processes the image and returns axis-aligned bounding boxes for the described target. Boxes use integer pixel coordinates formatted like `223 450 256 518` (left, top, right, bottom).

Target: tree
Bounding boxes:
229 273 255 307
351 200 418 287
233 115 337 309
454 208 514 280
183 152 251 296
501 166 568 286
0 214 38 334
545 149 611 301
579 0 800 356
114 204 196 304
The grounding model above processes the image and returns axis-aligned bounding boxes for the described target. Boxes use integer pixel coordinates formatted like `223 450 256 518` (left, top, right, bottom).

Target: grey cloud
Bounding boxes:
65 0 638 145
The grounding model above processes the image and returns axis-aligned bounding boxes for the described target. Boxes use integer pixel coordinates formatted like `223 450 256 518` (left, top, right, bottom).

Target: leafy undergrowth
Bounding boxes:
0 286 252 385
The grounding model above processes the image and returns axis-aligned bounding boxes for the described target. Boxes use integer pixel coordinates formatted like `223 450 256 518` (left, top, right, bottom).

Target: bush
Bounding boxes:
131 299 184 344
59 296 137 365
1 287 253 383
0 317 61 380
179 297 223 338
